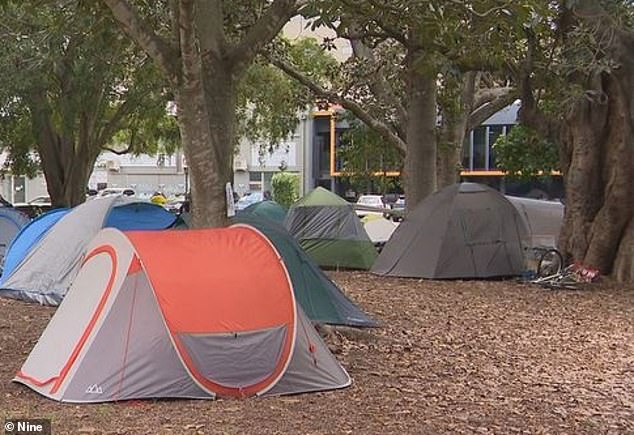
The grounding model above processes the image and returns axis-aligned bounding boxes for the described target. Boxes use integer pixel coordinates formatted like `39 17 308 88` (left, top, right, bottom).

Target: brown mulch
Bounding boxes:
0 273 633 434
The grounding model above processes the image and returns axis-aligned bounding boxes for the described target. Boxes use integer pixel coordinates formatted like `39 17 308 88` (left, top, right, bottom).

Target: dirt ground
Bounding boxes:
1 272 632 434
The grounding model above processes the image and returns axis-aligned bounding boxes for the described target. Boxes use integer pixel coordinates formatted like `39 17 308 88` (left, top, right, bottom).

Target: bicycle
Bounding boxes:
530 259 600 290
522 245 564 279
535 248 564 278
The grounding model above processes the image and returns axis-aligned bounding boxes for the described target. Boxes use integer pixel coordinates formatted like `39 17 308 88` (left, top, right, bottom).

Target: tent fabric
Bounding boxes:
1 208 69 279
232 215 377 328
0 207 30 266
0 197 177 305
506 196 564 248
363 217 397 245
239 200 287 224
293 187 350 207
15 226 350 402
285 187 377 270
373 183 528 279
105 202 177 231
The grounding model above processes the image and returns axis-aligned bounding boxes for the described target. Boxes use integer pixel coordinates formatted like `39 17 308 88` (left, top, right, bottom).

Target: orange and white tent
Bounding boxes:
15 226 350 402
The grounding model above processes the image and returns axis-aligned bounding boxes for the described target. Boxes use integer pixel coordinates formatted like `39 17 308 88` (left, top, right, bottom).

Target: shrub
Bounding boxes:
271 172 299 208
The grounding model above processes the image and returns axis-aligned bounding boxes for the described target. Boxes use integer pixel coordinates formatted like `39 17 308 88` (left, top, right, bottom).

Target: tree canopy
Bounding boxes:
0 0 172 206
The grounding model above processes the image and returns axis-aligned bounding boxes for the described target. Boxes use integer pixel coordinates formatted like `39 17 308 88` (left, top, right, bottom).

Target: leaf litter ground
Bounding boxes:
0 272 632 434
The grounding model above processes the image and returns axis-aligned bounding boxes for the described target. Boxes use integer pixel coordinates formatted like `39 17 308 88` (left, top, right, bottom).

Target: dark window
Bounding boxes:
488 125 504 169
472 127 486 170
334 130 343 172
317 132 330 174
249 171 262 182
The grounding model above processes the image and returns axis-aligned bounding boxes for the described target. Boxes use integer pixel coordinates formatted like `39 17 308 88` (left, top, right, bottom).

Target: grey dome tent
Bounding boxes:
284 187 377 270
506 196 564 248
372 183 528 279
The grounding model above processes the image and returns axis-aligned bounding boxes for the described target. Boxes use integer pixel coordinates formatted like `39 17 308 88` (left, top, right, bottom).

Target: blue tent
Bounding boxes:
2 208 68 278
0 198 178 304
105 202 177 231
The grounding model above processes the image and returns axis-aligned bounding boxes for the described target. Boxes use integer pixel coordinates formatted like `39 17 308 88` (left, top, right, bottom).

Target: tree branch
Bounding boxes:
473 86 516 110
363 0 409 45
94 98 134 149
348 34 408 129
194 0 226 61
101 142 134 155
229 0 303 73
467 89 518 131
179 0 202 83
447 0 512 18
103 0 181 85
271 56 407 154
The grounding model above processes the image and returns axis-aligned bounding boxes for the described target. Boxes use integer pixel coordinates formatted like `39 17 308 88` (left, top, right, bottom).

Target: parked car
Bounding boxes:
28 196 52 206
13 196 52 218
96 187 136 198
355 194 387 217
164 193 187 213
387 197 406 222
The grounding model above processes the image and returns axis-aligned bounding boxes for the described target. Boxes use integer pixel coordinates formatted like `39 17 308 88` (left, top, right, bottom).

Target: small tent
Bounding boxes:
233 215 376 327
506 196 564 248
284 187 377 269
373 183 528 279
0 197 177 304
15 226 350 402
239 200 287 224
0 207 30 265
361 215 397 246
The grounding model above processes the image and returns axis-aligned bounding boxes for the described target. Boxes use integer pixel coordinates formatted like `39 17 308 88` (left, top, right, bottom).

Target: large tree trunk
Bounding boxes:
38 144 98 208
559 70 633 281
404 54 437 210
36 146 96 208
174 64 233 228
63 149 96 206
437 73 476 188
437 120 468 188
28 93 96 208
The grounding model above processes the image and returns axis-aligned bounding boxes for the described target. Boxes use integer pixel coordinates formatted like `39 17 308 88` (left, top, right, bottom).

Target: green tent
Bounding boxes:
284 187 378 270
239 200 287 224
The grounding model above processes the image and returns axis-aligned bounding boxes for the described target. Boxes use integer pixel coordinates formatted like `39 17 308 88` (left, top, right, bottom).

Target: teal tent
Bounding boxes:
239 200 287 224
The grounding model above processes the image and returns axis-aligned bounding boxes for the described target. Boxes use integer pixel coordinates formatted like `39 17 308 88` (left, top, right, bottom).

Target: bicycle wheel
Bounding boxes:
537 249 563 278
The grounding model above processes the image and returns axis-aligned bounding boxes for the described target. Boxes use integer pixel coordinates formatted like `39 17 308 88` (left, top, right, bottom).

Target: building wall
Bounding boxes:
105 169 187 199
0 174 49 204
232 118 307 197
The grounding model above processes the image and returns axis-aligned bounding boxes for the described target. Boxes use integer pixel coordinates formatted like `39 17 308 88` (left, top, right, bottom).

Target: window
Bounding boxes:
248 171 263 192
317 133 330 174
263 172 274 193
13 176 26 203
472 127 487 170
